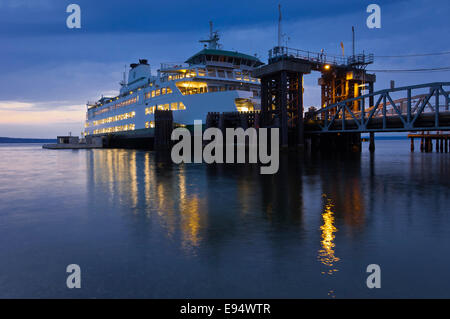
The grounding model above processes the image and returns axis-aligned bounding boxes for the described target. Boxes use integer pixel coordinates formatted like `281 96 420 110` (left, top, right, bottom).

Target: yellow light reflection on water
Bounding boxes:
318 195 340 298
318 196 340 275
88 150 205 255
179 166 203 252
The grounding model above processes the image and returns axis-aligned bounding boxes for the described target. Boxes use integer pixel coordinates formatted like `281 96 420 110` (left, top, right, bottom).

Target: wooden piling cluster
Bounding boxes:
206 111 260 131
408 132 450 153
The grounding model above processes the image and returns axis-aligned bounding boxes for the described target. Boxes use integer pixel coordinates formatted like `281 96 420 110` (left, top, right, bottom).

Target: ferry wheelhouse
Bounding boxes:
84 26 263 136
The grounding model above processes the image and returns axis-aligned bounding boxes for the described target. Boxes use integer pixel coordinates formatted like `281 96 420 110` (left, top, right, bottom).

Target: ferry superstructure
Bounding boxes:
84 24 263 136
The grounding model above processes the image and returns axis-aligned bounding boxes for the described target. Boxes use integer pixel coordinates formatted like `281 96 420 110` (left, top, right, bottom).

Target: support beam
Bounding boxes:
369 132 375 153
298 73 304 148
279 71 289 148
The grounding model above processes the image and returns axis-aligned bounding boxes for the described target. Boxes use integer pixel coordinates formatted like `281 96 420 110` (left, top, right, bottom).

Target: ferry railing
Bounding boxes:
160 62 189 71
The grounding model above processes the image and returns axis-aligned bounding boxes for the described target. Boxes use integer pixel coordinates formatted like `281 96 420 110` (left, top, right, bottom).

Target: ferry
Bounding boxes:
84 23 263 136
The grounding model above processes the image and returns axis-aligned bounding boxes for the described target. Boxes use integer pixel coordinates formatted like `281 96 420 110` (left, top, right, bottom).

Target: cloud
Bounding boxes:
0 101 34 110
0 101 85 125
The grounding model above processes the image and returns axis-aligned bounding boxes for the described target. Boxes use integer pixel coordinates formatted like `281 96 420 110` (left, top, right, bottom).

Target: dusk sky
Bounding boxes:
0 0 449 138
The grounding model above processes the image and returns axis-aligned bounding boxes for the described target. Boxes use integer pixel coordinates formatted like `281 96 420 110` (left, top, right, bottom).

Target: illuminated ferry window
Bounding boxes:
167 87 173 94
198 68 206 76
145 121 155 128
151 90 155 98
188 69 197 77
175 81 208 95
179 102 186 110
164 104 170 110
145 106 156 115
171 102 178 110
235 71 242 80
162 88 166 95
155 90 160 97
157 105 164 110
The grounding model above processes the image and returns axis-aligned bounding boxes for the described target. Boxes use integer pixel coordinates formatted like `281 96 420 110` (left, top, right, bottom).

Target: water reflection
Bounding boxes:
317 195 340 298
86 149 206 254
3 141 450 297
313 153 366 229
318 195 340 274
179 165 204 252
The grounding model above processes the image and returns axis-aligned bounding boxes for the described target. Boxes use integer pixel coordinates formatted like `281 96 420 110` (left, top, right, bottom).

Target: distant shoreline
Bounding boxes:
1 135 408 144
0 137 57 144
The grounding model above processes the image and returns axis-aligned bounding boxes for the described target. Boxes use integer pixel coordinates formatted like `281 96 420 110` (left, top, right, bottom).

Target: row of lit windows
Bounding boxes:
93 96 138 117
145 121 184 128
115 96 138 109
175 82 258 96
145 102 186 114
144 87 173 99
93 107 110 117
146 121 187 128
93 124 135 135
166 68 260 82
92 111 135 126
168 71 197 80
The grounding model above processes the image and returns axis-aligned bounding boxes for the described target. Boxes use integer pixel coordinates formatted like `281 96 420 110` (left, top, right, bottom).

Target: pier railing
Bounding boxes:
160 62 189 71
268 46 374 67
306 82 450 133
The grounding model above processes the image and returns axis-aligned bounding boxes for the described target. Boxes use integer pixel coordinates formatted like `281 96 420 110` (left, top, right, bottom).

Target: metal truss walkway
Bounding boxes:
305 82 450 133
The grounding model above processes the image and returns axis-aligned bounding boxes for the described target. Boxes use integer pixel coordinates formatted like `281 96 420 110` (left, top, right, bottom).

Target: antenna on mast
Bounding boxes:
209 21 213 40
278 4 282 47
352 26 355 57
199 21 220 49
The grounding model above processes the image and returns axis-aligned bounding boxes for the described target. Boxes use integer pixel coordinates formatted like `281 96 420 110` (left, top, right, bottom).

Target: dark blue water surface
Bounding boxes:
0 140 449 298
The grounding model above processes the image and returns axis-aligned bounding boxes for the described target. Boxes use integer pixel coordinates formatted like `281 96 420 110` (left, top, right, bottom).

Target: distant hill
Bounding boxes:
0 137 57 143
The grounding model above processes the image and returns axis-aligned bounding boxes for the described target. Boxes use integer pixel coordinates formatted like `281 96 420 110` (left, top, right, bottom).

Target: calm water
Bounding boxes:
0 140 449 298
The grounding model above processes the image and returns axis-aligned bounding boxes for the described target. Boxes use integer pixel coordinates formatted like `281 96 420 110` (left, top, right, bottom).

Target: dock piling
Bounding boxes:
369 132 375 153
409 132 450 153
